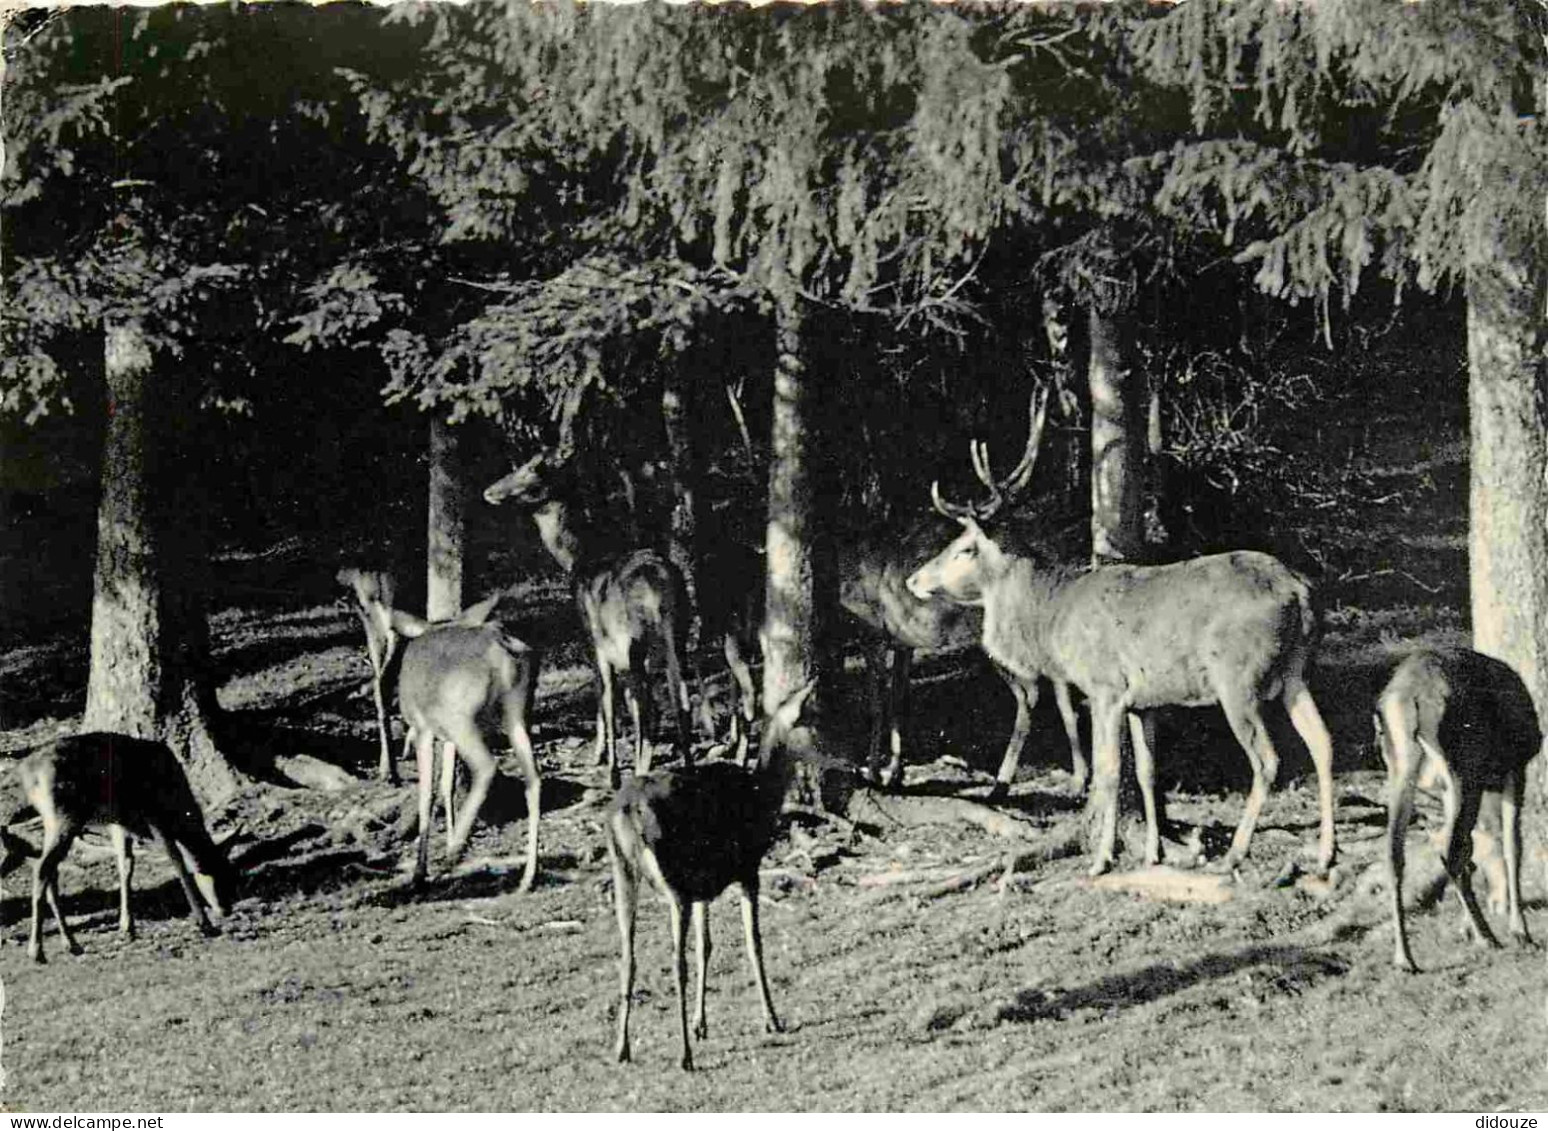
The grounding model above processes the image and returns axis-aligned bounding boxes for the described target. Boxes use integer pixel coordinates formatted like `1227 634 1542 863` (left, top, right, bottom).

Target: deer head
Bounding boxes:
483 447 575 509
907 386 1050 605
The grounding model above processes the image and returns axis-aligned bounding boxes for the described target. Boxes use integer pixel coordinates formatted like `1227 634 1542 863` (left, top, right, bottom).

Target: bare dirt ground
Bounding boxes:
2 393 1545 1112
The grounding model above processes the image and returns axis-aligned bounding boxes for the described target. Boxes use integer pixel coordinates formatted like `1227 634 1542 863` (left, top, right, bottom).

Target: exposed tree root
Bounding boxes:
847 789 1039 840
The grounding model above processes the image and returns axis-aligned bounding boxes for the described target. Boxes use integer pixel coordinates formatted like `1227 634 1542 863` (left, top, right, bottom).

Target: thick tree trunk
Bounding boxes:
762 295 815 711
1083 307 1158 864
426 415 464 621
1087 307 1145 566
660 370 701 651
83 319 243 807
1466 257 1548 717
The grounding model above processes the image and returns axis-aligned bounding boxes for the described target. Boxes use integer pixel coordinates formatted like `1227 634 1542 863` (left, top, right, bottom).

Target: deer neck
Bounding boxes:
979 554 1067 683
532 499 584 573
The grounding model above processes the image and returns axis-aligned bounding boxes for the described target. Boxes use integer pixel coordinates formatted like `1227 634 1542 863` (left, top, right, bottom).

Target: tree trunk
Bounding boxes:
1087 307 1145 566
1466 256 1548 718
660 369 701 651
1082 307 1159 863
426 415 464 621
83 318 243 807
762 295 815 711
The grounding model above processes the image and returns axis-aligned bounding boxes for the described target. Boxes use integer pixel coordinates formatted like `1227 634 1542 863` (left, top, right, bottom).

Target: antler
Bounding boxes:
930 384 1051 523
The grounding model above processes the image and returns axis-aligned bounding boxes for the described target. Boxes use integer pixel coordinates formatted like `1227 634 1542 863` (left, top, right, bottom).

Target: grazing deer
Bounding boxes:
484 447 692 787
840 522 1085 795
907 387 1336 877
391 608 542 890
607 681 813 1071
0 733 235 963
337 567 401 783
1374 647 1540 973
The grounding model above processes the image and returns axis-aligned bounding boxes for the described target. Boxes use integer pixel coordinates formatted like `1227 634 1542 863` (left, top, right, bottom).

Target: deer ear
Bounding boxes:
389 608 429 638
457 591 501 626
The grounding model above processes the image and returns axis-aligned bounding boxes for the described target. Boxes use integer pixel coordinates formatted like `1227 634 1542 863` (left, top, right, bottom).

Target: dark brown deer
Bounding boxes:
337 567 401 783
484 447 692 788
907 386 1336 877
1375 647 1539 972
607 681 813 1071
0 733 236 963
839 521 1084 796
390 608 542 890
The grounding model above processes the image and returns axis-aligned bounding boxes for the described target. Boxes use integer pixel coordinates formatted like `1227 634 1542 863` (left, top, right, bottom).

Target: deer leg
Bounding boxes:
441 722 498 867
110 824 135 939
608 831 639 1064
989 672 1037 803
504 685 542 894
881 648 912 790
739 875 781 1034
149 825 219 938
863 641 890 787
1500 770 1531 946
1382 712 1422 972
370 652 397 785
438 741 459 853
597 657 621 788
670 893 693 1071
725 632 756 766
1439 772 1499 951
1054 679 1087 792
1128 711 1161 866
411 725 437 887
691 900 711 1040
181 840 226 920
30 821 79 963
1217 693 1279 871
42 877 79 958
640 848 693 1071
1284 676 1337 874
1468 792 1508 920
1087 699 1126 877
622 670 649 778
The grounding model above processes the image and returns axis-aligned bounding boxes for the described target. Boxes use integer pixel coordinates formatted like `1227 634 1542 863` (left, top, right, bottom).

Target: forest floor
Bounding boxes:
1 368 1546 1112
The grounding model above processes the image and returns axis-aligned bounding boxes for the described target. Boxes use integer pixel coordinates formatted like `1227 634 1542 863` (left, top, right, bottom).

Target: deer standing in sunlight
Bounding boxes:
907 385 1337 877
384 603 542 891
606 682 815 1071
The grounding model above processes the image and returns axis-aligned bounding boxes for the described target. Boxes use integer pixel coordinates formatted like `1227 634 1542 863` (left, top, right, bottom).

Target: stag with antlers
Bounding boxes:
907 386 1337 877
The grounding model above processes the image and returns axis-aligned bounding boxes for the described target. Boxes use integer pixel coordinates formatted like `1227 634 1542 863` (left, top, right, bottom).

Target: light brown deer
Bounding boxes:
607 681 813 1071
337 567 401 783
0 733 236 963
391 609 542 890
840 520 1084 795
1374 647 1539 972
484 447 692 788
907 386 1336 877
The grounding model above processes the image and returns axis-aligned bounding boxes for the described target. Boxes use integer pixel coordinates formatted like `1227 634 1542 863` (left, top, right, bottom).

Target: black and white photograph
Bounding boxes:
1 0 1546 1112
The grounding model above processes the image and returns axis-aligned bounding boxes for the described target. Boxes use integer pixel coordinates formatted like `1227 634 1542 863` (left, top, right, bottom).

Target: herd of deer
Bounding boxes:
1 388 1541 1070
